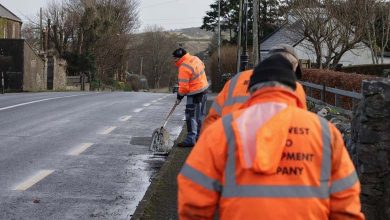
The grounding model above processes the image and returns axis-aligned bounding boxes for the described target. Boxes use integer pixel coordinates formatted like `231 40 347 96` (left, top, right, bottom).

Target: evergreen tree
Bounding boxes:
201 0 281 44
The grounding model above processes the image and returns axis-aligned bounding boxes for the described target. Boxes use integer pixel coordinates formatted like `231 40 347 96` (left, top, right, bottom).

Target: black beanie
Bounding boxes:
172 48 187 58
249 54 297 90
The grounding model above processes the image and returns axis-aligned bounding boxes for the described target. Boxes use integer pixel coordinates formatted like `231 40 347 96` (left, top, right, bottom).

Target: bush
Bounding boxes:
90 80 101 91
302 69 380 110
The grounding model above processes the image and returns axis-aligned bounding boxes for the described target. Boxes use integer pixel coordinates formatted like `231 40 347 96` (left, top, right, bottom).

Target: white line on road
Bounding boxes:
67 143 94 156
143 103 151 107
133 108 143 113
152 100 158 103
0 94 92 111
119 115 132 122
100 126 116 135
14 170 54 191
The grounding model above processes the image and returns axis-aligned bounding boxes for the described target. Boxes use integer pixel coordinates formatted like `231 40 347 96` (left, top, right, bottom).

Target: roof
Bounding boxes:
0 4 22 23
260 21 304 51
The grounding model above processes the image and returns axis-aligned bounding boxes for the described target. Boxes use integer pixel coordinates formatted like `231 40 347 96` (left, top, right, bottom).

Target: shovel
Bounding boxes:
150 101 179 152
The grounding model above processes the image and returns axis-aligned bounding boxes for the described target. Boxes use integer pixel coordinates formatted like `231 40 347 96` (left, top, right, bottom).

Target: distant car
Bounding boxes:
172 84 179 93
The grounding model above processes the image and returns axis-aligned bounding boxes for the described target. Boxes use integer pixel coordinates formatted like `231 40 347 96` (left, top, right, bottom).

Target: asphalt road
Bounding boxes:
0 92 185 219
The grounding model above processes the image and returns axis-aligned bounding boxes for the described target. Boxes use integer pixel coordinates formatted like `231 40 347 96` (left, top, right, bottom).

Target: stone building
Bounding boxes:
0 4 67 92
0 4 22 39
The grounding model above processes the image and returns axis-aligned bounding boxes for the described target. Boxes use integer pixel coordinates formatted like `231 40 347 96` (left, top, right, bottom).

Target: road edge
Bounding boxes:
131 125 190 220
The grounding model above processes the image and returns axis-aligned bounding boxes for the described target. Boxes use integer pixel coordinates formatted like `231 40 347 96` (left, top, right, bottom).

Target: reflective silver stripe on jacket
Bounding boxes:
186 86 209 96
180 164 222 192
330 171 358 194
181 63 195 75
178 79 190 83
221 114 332 198
210 101 222 116
224 96 249 106
191 70 206 81
223 72 249 109
180 63 206 82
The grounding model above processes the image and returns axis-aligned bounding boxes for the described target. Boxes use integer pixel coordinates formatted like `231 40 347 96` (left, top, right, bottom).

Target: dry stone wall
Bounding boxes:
351 79 390 220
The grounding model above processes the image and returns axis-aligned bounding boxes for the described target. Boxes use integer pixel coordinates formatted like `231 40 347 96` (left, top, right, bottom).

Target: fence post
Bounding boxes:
335 86 341 108
352 89 357 110
321 84 326 102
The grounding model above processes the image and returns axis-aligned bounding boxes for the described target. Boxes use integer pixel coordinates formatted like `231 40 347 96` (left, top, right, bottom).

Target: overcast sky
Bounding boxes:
0 0 212 31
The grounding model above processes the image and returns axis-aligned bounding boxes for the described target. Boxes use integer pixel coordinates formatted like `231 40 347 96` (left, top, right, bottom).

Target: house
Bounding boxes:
260 21 390 67
0 3 22 39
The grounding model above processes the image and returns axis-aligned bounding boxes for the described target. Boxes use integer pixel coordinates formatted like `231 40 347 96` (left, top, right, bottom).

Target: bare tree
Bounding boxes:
23 0 140 86
285 0 369 69
365 0 390 64
127 26 184 89
286 0 330 68
322 0 368 67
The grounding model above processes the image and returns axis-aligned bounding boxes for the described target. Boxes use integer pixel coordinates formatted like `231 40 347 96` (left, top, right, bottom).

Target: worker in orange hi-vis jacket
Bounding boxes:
201 44 306 133
177 53 364 220
173 48 209 147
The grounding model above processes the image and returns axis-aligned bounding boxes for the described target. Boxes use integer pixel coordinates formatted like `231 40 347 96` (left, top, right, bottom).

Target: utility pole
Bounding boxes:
236 0 243 74
40 8 43 52
240 0 249 71
1 72 4 94
139 57 143 77
253 0 260 65
217 0 221 80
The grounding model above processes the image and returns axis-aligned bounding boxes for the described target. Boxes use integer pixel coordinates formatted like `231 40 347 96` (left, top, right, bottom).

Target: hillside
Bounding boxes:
168 27 213 55
169 27 213 40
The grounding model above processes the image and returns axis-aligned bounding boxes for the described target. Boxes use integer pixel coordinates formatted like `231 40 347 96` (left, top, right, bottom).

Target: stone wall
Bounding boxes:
23 41 46 91
53 57 67 90
351 79 390 220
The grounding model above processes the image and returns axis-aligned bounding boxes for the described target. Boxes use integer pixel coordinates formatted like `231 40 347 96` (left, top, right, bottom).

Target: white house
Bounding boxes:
260 22 390 66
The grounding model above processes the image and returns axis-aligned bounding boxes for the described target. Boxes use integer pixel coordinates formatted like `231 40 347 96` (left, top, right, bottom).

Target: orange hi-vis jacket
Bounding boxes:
178 87 364 220
176 53 209 96
202 70 307 132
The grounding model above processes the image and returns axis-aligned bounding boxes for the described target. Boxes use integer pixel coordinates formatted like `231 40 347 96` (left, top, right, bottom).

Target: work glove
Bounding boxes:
177 94 184 101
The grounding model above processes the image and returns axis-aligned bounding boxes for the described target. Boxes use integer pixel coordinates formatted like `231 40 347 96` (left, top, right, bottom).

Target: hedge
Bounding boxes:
301 69 380 110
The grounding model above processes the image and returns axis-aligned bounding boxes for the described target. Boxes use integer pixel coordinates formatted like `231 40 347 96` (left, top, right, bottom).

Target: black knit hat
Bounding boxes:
249 53 297 90
172 48 187 58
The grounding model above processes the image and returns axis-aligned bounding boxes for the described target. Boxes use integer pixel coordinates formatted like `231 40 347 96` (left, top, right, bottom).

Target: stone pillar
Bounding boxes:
351 79 390 220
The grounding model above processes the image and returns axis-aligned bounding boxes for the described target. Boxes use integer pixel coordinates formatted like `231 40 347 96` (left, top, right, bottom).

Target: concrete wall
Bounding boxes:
23 41 46 91
351 79 390 220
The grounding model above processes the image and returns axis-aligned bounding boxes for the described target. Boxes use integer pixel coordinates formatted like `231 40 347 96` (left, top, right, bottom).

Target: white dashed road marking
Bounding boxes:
133 108 143 113
67 143 94 156
119 116 132 122
143 103 151 107
14 170 55 191
100 126 116 135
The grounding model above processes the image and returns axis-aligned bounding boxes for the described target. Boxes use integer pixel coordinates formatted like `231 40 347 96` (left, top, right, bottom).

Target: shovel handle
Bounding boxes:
162 102 179 128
